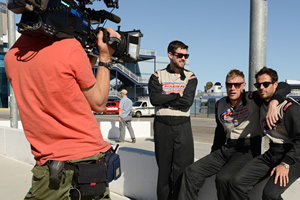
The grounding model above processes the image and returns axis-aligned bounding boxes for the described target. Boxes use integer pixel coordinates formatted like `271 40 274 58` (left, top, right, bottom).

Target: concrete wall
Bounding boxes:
108 147 300 200
1 123 300 200
100 121 150 139
109 148 157 199
0 121 151 139
0 125 35 165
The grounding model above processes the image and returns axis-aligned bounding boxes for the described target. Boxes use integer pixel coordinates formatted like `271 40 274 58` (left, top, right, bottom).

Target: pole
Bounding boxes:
249 0 268 154
0 14 3 46
7 8 18 128
249 0 268 91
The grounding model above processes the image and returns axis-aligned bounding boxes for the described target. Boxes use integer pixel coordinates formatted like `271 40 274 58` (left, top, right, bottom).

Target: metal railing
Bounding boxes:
139 48 156 56
113 63 149 84
108 88 122 99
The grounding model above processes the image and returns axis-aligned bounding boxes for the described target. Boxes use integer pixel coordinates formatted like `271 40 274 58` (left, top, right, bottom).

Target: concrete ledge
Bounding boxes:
0 120 151 139
109 147 157 199
0 126 35 165
111 147 300 200
1 124 300 200
0 121 23 129
100 121 151 139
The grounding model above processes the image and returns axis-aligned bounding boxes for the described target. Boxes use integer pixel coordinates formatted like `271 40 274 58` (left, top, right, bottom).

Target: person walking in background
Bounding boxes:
148 40 198 200
118 89 136 143
178 69 290 200
229 67 300 200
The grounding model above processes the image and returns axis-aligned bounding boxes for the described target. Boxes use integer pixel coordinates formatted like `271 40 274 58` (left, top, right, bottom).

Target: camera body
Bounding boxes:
7 0 142 63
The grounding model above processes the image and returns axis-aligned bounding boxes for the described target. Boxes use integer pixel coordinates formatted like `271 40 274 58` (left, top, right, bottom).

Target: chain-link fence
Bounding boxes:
190 97 222 118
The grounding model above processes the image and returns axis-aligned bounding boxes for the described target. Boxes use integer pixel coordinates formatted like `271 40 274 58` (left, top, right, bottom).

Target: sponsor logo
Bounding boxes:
261 118 284 132
220 108 249 123
162 82 186 94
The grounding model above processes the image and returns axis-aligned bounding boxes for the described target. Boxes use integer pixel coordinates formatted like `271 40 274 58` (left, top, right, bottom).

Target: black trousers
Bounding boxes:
154 119 194 200
229 143 300 200
178 145 254 200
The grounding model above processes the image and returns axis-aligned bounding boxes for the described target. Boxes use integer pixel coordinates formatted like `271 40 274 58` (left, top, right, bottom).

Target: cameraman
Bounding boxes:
4 27 120 199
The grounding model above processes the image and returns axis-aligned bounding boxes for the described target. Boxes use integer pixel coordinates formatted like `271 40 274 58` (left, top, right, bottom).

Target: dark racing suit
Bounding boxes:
229 97 300 200
178 83 290 200
148 65 198 200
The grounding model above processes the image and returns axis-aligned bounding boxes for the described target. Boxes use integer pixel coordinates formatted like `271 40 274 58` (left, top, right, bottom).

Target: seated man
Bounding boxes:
178 69 290 200
229 67 300 200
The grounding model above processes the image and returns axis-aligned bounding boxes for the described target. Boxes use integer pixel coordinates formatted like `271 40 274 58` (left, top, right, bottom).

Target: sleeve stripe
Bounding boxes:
283 102 292 111
153 72 158 77
189 75 196 80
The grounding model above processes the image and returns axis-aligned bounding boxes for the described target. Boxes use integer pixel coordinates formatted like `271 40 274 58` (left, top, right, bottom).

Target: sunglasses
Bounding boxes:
225 82 244 88
173 52 189 59
253 82 274 89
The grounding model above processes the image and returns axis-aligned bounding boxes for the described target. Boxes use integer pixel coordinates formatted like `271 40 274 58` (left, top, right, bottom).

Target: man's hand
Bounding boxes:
270 164 289 187
83 28 120 112
266 99 279 130
178 91 183 97
97 27 121 63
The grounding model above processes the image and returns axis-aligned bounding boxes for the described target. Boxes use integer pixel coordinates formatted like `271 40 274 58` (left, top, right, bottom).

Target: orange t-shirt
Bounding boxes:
4 35 111 165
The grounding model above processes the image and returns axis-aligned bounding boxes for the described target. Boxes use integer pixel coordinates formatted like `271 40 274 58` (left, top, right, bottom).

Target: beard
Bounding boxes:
172 61 185 71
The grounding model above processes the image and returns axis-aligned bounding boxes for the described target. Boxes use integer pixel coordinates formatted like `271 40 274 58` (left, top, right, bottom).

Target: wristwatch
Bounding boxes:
280 162 290 169
98 62 113 70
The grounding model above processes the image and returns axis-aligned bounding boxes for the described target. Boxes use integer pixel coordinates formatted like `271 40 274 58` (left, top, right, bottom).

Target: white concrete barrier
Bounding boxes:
0 121 23 129
0 120 151 139
1 123 300 200
0 126 35 165
110 147 300 200
100 121 151 139
109 147 157 200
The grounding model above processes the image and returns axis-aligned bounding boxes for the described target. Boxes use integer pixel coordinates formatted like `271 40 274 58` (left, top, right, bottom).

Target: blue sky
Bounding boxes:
6 0 300 91
93 0 300 91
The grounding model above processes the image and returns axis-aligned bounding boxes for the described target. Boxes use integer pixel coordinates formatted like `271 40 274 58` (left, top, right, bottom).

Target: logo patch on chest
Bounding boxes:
220 108 249 123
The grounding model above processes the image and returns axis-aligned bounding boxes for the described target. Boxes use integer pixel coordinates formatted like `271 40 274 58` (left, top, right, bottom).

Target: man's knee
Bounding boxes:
262 187 281 200
182 166 191 181
216 171 231 185
181 165 198 188
183 164 207 189
228 175 242 190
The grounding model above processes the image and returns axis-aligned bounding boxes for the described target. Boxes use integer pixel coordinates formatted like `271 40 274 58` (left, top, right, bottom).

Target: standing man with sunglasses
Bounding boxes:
148 40 198 200
229 67 300 200
179 69 290 200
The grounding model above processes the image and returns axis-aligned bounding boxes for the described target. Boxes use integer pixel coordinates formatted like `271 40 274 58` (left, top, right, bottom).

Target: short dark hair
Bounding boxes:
167 40 188 53
255 66 278 82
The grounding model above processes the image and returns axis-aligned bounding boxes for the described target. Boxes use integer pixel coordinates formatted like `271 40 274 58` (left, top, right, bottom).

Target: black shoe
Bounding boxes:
132 138 136 143
116 140 124 143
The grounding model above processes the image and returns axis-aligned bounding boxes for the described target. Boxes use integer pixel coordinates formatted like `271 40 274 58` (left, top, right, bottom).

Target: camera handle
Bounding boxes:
101 28 121 51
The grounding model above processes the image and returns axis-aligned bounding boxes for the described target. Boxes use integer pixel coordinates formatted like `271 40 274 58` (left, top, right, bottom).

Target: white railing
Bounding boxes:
139 48 156 56
109 88 122 99
113 63 149 84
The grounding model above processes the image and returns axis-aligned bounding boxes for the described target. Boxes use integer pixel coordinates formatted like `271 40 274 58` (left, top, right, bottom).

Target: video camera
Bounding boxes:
7 0 143 63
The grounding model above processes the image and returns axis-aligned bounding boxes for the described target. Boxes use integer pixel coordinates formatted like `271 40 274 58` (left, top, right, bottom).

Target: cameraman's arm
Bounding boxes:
83 28 120 112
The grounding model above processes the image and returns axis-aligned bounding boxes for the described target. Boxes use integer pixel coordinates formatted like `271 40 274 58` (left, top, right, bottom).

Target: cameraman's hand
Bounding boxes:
97 27 121 63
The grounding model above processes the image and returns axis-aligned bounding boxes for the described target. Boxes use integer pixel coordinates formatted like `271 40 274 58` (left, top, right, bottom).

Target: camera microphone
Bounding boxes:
101 10 121 23
91 10 121 24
